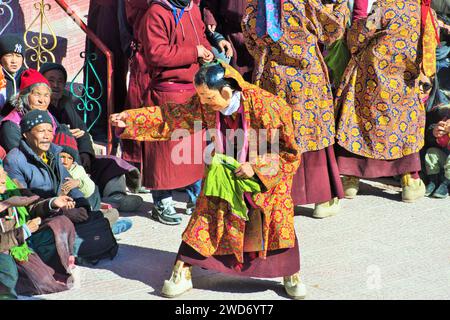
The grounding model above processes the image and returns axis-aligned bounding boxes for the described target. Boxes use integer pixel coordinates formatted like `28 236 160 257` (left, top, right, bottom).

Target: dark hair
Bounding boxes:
194 62 240 91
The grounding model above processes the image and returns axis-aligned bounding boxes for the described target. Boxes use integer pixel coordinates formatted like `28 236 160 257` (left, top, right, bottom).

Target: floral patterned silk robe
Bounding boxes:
242 0 350 153
335 0 426 160
119 63 301 263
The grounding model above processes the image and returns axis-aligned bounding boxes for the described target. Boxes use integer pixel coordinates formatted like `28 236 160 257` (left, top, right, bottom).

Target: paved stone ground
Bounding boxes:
35 178 449 300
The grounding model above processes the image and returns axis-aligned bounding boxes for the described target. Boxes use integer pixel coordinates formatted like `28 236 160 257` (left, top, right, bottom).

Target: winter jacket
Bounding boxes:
0 67 25 111
138 0 211 87
3 140 87 206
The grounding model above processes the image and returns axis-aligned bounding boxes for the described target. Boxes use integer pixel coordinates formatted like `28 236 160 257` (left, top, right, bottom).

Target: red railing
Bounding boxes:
54 0 114 155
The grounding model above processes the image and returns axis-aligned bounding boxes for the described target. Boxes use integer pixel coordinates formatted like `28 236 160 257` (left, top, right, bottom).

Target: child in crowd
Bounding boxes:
53 125 134 234
0 34 26 110
425 114 450 198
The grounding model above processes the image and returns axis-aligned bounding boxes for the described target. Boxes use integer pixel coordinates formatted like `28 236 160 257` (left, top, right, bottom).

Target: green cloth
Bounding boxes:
203 154 261 221
2 177 34 262
324 39 351 88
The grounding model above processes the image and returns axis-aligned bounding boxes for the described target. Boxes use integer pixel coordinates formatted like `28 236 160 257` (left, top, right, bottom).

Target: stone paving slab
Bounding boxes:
35 179 449 300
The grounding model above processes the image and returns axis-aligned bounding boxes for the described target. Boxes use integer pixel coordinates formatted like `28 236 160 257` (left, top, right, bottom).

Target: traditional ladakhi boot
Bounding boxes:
313 197 340 219
341 175 360 199
283 273 307 299
401 173 426 202
161 260 193 298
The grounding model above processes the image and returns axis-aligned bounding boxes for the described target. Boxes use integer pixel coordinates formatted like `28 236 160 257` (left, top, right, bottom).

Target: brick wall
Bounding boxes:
3 0 90 82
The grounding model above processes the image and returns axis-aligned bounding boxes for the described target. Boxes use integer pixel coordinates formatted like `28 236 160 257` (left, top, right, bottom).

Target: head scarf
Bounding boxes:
255 0 284 42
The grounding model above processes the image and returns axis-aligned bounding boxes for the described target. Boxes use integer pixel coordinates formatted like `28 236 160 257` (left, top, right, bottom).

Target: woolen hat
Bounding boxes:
19 69 50 92
0 34 25 58
53 124 80 162
20 109 53 134
39 62 68 82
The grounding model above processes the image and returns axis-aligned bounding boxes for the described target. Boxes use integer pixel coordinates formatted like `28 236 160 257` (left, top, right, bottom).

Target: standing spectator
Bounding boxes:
242 0 349 218
0 34 26 111
133 0 213 225
85 0 129 141
202 0 252 79
121 0 152 169
334 0 437 202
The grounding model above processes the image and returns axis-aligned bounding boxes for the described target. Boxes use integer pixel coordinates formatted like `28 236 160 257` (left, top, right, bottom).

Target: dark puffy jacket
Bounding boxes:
3 140 88 208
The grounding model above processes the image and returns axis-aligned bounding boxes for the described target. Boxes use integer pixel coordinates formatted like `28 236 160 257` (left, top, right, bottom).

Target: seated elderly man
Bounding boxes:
3 110 131 237
3 109 91 220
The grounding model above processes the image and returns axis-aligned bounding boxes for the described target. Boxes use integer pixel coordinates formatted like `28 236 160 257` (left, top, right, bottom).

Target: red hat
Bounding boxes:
20 69 50 92
53 124 80 163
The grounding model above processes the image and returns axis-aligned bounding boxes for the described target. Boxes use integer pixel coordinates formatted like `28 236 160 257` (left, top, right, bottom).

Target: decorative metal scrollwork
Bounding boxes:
70 51 103 132
23 0 57 69
0 0 13 36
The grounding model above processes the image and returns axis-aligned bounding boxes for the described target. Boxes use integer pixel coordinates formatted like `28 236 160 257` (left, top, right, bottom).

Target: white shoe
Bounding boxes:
283 273 307 299
313 197 340 219
161 261 193 298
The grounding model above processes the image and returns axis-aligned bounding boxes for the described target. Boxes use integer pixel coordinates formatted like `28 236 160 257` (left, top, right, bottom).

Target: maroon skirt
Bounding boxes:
291 146 344 205
335 145 421 178
177 238 300 278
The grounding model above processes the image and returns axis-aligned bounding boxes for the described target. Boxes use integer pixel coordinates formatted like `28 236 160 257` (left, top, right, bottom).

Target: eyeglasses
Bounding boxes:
419 81 432 92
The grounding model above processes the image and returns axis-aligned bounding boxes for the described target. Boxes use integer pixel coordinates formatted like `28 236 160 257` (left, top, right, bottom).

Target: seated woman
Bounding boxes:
0 163 77 298
111 61 306 299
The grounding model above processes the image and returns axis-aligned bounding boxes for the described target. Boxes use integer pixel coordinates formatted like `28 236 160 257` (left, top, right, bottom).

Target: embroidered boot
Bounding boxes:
313 197 340 219
342 175 360 199
283 273 307 299
161 260 193 298
401 174 426 203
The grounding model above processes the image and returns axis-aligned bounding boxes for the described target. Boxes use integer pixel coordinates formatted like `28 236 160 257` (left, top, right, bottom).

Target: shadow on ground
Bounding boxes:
90 244 177 293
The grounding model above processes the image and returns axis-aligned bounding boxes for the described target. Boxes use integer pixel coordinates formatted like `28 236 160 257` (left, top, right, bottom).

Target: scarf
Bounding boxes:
421 0 440 77
220 91 241 116
167 0 190 9
1 176 33 262
0 68 6 108
255 0 284 42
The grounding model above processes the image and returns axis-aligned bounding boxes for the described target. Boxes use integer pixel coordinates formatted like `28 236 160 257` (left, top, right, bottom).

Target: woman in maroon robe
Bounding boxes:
134 0 214 225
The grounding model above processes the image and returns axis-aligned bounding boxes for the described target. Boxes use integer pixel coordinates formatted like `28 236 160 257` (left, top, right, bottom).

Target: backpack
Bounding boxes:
73 211 118 266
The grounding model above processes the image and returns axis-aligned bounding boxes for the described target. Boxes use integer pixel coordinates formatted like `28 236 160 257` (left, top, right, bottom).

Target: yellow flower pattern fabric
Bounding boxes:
335 0 426 160
120 62 301 263
242 0 350 153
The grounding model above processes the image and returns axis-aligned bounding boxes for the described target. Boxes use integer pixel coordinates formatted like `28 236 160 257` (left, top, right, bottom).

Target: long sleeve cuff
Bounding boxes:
22 224 32 240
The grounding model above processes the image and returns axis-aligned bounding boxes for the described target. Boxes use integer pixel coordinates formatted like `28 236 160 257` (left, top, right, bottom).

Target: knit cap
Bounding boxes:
53 124 80 163
20 109 53 134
